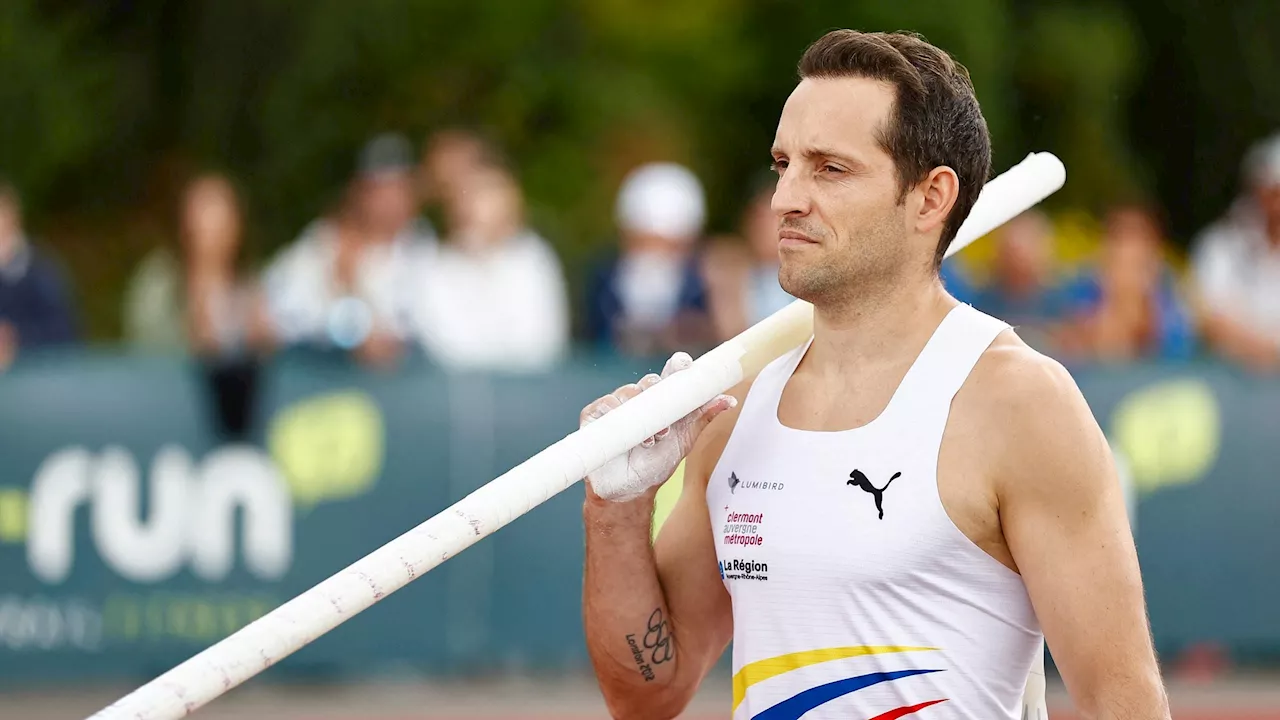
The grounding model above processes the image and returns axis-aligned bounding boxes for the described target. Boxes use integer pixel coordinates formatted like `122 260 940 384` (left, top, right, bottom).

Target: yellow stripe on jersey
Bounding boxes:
732 645 938 712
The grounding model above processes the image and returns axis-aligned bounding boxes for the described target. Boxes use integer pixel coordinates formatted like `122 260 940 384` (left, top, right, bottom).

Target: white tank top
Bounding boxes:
707 304 1043 720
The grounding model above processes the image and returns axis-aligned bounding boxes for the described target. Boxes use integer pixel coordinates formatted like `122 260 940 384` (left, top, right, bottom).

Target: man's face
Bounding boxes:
995 213 1051 290
1102 209 1161 296
450 168 522 251
183 180 240 264
359 171 417 238
0 196 20 265
1255 182 1280 234
769 76 910 305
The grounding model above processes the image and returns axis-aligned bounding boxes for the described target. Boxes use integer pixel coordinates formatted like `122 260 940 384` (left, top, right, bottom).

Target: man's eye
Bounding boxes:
770 160 788 174
822 165 844 174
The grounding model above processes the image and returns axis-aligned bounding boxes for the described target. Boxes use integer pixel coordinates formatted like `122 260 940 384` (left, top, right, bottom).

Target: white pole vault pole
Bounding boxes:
88 152 1066 720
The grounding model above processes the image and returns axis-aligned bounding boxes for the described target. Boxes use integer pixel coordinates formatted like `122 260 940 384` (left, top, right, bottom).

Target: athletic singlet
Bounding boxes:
707 303 1043 720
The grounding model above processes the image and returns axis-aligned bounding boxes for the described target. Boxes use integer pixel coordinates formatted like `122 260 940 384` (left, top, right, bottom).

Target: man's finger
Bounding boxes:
673 394 737 455
580 394 622 427
611 383 643 404
660 352 693 379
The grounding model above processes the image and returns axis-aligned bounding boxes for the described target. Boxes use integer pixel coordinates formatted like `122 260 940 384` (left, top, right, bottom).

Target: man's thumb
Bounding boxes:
675 394 738 453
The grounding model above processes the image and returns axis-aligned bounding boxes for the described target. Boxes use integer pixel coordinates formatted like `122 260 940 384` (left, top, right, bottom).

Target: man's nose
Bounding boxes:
771 169 811 218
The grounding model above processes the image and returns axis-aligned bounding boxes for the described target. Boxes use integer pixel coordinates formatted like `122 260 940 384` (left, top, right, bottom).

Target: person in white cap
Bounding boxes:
1190 132 1280 372
585 162 715 357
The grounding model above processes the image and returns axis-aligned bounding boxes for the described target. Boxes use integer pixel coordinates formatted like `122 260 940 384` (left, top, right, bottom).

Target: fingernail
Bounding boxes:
726 396 739 409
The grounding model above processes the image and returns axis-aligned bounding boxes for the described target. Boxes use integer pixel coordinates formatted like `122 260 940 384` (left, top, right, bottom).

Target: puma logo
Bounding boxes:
847 469 901 520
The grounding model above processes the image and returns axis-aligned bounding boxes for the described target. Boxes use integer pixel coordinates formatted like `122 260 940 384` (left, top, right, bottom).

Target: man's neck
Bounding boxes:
803 277 956 378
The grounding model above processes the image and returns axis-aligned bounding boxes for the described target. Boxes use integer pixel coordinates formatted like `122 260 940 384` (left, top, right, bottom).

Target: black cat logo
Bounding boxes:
847 470 901 519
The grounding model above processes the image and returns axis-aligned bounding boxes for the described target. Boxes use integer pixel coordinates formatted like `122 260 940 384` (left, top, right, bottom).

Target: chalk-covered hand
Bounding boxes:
581 352 737 502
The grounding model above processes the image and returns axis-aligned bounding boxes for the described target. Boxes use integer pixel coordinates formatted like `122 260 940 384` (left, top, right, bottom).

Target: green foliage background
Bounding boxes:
4 0 1280 339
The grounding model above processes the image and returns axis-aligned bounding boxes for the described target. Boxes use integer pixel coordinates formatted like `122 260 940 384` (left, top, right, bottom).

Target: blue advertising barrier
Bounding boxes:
0 348 1275 685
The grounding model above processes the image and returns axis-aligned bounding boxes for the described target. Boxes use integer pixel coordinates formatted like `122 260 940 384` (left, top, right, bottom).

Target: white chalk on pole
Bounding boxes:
86 152 1065 720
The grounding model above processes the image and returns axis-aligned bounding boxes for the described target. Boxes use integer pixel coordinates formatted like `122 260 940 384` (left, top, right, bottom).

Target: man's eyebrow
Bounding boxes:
771 145 867 170
802 146 865 167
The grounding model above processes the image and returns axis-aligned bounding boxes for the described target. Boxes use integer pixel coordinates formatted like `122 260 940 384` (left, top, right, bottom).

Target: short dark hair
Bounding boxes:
798 30 991 267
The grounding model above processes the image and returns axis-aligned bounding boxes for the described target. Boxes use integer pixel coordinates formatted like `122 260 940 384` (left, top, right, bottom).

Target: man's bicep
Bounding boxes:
998 362 1162 711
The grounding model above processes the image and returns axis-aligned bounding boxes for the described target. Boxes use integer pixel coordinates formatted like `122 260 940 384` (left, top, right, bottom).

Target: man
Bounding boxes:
261 133 434 368
966 209 1074 353
1190 132 1280 372
585 162 715 357
414 159 571 372
0 181 78 370
580 30 1169 720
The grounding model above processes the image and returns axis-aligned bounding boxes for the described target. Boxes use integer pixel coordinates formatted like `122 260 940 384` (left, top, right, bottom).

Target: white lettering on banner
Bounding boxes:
26 445 292 585
0 596 102 651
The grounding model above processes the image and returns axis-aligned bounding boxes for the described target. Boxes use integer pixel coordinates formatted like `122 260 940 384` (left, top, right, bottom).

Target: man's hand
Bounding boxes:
0 322 16 371
581 351 736 502
354 328 402 370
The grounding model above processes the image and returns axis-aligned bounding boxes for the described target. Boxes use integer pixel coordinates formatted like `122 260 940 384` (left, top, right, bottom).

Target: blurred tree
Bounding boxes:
1013 2 1144 213
0 0 116 214
8 0 1280 340
1126 0 1280 245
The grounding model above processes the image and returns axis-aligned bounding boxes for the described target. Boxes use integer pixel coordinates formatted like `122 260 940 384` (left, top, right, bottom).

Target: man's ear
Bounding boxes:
913 166 960 238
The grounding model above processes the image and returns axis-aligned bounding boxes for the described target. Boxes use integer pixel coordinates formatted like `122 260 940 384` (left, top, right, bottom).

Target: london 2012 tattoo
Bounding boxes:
626 632 654 681
625 607 673 681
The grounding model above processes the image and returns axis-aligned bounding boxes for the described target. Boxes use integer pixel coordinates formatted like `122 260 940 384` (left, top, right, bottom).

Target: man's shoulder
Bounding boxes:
958 330 1106 486
972 331 1077 399
962 331 1092 440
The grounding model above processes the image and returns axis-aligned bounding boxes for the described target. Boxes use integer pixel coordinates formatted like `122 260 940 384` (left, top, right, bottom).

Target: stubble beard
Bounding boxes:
778 217 909 315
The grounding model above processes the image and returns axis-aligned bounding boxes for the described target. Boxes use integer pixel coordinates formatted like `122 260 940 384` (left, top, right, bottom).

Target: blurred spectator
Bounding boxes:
179 175 267 357
123 173 267 437
1189 133 1280 372
0 181 78 370
180 174 270 439
702 179 795 340
967 209 1073 352
415 158 570 372
419 128 495 212
1057 204 1198 363
123 240 185 352
261 133 436 369
125 175 265 353
585 162 714 356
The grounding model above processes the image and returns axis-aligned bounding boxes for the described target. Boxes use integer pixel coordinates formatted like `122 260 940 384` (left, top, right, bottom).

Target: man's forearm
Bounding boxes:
1078 668 1171 720
583 489 683 717
1202 311 1280 370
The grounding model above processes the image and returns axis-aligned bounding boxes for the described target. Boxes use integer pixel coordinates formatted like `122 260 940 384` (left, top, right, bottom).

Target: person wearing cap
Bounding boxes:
1189 133 1280 372
585 162 715 357
260 132 436 368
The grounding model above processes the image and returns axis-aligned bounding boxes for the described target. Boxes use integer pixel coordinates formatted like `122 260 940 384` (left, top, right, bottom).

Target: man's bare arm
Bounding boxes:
1198 309 1280 372
582 376 746 719
988 347 1170 719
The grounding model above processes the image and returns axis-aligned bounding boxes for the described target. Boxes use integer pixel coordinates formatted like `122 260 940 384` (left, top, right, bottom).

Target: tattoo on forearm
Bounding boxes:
626 633 655 681
625 608 673 681
644 608 673 664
